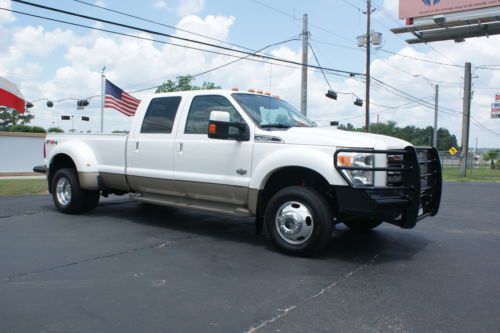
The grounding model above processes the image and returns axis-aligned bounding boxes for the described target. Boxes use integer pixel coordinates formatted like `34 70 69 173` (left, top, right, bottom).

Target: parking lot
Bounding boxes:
0 182 499 333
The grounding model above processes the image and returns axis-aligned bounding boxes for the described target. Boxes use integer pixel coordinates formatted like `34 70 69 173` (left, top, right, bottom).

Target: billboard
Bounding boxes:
492 102 500 119
400 0 500 19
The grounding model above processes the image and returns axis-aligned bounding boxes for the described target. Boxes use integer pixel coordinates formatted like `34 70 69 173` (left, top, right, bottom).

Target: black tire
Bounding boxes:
51 168 99 214
83 190 100 212
265 186 333 256
343 218 383 232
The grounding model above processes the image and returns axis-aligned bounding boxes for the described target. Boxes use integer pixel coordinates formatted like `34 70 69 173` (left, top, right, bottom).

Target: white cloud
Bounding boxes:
0 0 15 25
12 26 77 57
383 0 399 18
177 0 204 17
153 0 167 9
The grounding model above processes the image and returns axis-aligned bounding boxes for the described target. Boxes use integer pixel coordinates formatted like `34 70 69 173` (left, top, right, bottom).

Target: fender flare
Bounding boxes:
249 148 347 190
48 141 100 189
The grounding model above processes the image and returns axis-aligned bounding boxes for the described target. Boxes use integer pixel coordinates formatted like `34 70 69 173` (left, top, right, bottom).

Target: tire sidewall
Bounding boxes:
265 186 333 256
51 168 84 214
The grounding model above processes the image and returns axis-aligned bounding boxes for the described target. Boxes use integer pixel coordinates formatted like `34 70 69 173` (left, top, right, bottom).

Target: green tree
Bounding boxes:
339 120 458 148
0 106 34 128
483 149 500 161
155 75 221 93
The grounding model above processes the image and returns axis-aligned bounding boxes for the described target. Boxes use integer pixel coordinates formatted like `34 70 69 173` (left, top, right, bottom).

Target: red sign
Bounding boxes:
400 0 500 19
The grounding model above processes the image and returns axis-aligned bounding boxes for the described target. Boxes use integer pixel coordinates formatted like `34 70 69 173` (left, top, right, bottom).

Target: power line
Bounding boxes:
247 0 354 44
72 0 257 53
11 0 362 76
130 37 301 93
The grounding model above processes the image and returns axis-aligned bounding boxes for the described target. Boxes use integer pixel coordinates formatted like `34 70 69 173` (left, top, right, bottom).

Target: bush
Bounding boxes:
47 127 64 133
8 125 47 133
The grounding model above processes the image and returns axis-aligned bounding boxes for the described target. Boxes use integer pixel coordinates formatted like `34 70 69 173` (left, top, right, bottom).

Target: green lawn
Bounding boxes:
0 179 48 196
442 167 500 183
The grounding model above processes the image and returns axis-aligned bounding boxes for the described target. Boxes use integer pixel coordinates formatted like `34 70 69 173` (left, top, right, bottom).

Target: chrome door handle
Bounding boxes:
176 142 183 153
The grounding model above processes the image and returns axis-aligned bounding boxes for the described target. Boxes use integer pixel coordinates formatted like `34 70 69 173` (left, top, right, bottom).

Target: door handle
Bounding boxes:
176 142 183 153
135 141 139 152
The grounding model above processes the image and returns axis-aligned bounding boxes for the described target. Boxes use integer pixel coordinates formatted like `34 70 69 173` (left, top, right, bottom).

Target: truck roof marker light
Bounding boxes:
264 91 271 96
248 89 255 93
232 87 239 91
273 95 280 99
257 90 263 94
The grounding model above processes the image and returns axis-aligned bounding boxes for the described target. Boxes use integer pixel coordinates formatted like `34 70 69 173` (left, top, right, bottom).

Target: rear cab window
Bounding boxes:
141 97 182 134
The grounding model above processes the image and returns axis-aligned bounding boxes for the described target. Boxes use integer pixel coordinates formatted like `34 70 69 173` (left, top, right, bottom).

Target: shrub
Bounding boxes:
47 127 64 133
8 125 46 133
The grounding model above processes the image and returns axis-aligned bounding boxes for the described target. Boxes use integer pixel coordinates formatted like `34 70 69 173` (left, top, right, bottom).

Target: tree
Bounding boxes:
0 106 34 128
155 75 221 93
339 121 458 149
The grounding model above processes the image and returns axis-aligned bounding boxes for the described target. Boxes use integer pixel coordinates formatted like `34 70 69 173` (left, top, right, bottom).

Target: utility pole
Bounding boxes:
365 0 371 132
433 84 439 148
300 14 309 116
460 62 472 177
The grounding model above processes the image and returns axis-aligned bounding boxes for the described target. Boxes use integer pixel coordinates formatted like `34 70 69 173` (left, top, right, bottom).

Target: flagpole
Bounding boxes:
100 67 106 133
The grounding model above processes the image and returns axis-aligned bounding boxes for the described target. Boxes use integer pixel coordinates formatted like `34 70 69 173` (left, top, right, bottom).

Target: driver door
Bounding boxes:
173 94 254 206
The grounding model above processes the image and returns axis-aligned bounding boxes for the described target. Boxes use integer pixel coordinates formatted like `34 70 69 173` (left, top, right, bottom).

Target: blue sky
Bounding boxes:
1 0 499 147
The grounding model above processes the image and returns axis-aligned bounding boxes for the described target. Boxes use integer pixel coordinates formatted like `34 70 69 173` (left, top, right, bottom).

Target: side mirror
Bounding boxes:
208 110 249 141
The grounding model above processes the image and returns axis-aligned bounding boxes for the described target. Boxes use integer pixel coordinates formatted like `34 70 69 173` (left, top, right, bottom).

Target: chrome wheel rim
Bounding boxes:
275 201 314 245
56 177 72 207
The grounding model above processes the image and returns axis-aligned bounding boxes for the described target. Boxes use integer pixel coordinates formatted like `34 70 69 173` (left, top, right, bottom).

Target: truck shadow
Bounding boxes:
89 200 431 265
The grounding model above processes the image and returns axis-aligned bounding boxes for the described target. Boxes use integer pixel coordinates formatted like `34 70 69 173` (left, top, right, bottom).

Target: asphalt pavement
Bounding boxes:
0 182 499 333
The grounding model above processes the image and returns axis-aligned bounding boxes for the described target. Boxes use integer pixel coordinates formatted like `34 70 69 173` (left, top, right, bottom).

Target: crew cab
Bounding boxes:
34 90 442 255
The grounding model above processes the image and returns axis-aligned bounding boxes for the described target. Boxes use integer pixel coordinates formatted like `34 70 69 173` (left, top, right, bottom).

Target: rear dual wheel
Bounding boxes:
52 168 100 214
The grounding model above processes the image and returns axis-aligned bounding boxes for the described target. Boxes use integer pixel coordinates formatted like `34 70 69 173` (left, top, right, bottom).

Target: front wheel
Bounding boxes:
265 186 333 256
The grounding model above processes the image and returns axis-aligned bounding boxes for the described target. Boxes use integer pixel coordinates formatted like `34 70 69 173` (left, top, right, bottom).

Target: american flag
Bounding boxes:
104 79 141 117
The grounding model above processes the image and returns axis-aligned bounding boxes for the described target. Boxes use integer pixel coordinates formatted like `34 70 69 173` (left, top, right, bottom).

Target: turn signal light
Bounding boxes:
209 123 216 134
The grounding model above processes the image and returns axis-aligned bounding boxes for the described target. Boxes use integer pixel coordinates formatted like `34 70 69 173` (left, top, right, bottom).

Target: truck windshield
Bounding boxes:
232 93 315 128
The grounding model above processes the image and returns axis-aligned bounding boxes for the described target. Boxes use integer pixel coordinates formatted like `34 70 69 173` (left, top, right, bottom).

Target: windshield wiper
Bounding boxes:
260 124 292 129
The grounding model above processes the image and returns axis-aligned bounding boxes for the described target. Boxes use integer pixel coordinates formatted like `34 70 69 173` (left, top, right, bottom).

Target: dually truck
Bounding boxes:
34 90 442 256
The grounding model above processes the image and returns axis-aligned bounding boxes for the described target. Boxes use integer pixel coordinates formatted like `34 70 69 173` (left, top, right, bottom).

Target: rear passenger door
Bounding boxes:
126 96 184 195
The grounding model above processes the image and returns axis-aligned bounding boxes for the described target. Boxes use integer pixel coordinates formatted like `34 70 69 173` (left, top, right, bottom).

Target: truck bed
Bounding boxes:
45 133 128 176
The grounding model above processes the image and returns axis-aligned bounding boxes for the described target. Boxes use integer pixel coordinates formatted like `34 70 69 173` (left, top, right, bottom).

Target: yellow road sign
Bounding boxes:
448 146 458 155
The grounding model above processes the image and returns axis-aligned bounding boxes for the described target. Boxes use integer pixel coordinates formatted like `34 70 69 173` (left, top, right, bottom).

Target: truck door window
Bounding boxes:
140 97 182 134
185 95 244 135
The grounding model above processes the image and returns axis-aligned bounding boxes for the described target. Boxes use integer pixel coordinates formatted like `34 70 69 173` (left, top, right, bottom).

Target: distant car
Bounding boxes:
34 90 442 256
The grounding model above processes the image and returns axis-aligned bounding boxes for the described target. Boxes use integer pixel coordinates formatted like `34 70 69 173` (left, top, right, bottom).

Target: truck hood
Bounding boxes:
259 127 411 149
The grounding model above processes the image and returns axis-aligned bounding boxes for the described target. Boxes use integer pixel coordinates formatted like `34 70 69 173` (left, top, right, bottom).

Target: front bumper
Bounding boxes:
333 146 442 229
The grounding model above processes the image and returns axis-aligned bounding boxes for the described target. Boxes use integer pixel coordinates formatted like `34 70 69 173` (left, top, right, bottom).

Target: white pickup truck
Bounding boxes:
34 90 442 255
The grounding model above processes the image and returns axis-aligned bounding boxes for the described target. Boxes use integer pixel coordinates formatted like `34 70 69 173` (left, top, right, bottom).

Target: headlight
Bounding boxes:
336 152 375 186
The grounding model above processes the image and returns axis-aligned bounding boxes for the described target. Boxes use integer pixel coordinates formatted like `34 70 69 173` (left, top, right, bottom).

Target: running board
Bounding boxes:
131 192 253 217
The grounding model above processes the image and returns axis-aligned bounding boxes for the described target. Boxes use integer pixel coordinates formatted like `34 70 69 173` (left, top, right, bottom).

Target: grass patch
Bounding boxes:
0 179 48 196
443 167 500 183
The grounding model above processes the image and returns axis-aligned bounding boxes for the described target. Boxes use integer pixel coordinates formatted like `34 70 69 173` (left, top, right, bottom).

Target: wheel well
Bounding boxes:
257 167 331 217
48 154 77 192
